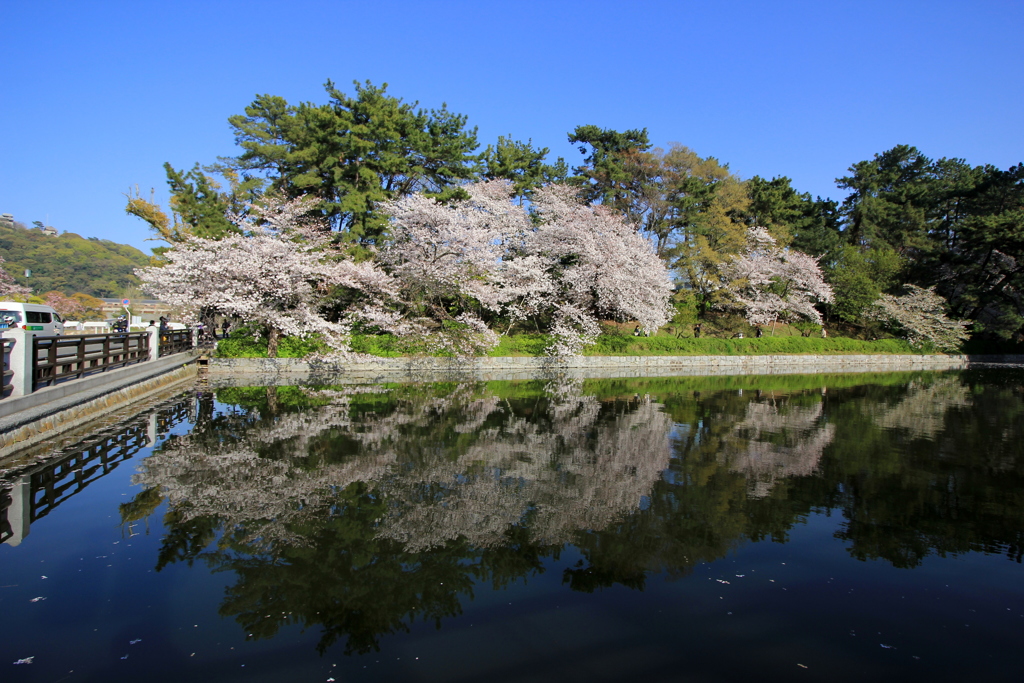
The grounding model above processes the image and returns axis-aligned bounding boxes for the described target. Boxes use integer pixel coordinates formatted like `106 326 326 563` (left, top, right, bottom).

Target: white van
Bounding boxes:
0 302 65 336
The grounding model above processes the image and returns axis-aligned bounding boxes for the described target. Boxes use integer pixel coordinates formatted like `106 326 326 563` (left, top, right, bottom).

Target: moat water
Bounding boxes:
1 369 1022 682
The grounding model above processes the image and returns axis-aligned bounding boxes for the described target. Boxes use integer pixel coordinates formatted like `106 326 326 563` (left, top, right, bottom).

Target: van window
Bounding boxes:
0 310 22 327
26 311 52 324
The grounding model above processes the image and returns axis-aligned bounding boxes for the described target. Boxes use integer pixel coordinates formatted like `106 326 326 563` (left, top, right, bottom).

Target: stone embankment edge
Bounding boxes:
207 353 1024 383
0 358 198 458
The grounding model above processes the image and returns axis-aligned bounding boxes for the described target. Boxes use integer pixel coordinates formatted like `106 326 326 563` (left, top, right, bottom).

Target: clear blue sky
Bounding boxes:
2 0 1021 254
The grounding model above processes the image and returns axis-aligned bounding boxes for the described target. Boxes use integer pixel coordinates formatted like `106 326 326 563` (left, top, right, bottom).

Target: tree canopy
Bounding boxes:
119 78 1024 349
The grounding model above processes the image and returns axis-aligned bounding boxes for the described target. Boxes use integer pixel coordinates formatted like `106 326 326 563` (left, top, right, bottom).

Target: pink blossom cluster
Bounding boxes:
383 181 674 355
722 227 834 326
137 197 395 352
43 292 86 318
138 185 674 356
868 285 970 351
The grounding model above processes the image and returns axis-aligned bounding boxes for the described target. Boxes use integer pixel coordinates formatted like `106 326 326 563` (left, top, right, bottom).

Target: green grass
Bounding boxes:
215 333 331 358
585 335 921 356
216 330 941 359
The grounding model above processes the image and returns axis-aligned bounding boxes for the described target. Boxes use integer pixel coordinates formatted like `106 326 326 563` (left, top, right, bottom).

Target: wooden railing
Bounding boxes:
32 332 151 390
0 328 197 399
160 329 194 357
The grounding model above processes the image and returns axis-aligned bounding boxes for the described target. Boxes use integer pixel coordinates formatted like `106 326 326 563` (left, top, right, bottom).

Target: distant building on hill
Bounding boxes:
40 225 58 236
0 213 14 228
99 298 175 319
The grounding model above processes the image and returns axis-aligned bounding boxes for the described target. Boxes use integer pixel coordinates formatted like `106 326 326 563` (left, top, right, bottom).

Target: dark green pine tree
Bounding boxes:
480 135 568 203
567 124 651 211
221 80 481 246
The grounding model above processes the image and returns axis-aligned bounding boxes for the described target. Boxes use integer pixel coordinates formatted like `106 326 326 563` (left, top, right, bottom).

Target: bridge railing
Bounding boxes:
159 329 194 357
33 332 151 390
0 327 195 400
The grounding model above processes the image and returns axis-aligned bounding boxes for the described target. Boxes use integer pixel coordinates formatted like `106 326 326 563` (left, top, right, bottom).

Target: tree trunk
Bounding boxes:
267 327 281 358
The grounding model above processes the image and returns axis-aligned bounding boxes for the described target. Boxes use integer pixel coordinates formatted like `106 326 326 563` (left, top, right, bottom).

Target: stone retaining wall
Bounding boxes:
207 353 1022 385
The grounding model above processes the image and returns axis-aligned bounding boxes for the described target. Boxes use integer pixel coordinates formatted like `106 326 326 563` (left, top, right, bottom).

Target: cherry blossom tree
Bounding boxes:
868 285 970 351
525 184 675 354
721 226 834 329
381 181 674 356
376 180 525 354
43 291 86 318
0 256 30 299
137 197 396 356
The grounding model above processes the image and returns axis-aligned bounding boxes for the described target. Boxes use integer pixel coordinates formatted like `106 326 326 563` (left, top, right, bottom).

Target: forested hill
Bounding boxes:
0 220 149 297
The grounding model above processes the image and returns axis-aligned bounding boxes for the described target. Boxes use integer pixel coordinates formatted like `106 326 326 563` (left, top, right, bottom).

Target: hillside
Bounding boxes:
0 220 150 297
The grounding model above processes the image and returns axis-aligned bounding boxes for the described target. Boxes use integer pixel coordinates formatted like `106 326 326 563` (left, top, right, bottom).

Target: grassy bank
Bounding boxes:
216 331 933 358
490 334 921 357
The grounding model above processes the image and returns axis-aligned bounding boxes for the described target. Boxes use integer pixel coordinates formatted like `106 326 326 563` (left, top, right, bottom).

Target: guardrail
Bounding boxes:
33 332 151 390
0 327 195 399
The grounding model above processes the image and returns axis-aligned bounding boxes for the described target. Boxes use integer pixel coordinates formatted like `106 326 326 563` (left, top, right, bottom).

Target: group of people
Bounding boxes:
691 324 827 339
144 317 231 341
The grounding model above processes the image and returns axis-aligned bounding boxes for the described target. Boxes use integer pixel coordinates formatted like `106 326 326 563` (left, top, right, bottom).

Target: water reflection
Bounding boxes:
0 395 193 546
9 371 1021 661
103 370 1024 655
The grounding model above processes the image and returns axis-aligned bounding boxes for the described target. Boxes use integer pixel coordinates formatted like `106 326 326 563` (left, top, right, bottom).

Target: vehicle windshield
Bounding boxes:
0 310 23 324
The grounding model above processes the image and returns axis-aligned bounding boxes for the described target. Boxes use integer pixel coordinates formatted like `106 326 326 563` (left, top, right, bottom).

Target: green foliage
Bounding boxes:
221 80 480 245
838 144 934 253
487 333 551 357
585 335 917 356
349 333 419 357
163 163 242 239
834 146 1024 342
0 220 150 297
567 124 651 208
480 135 568 202
825 244 903 323
745 175 842 256
215 330 331 358
217 330 922 358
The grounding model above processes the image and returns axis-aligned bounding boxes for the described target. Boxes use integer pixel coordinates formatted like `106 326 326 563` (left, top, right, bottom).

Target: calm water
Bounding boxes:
1 369 1023 682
